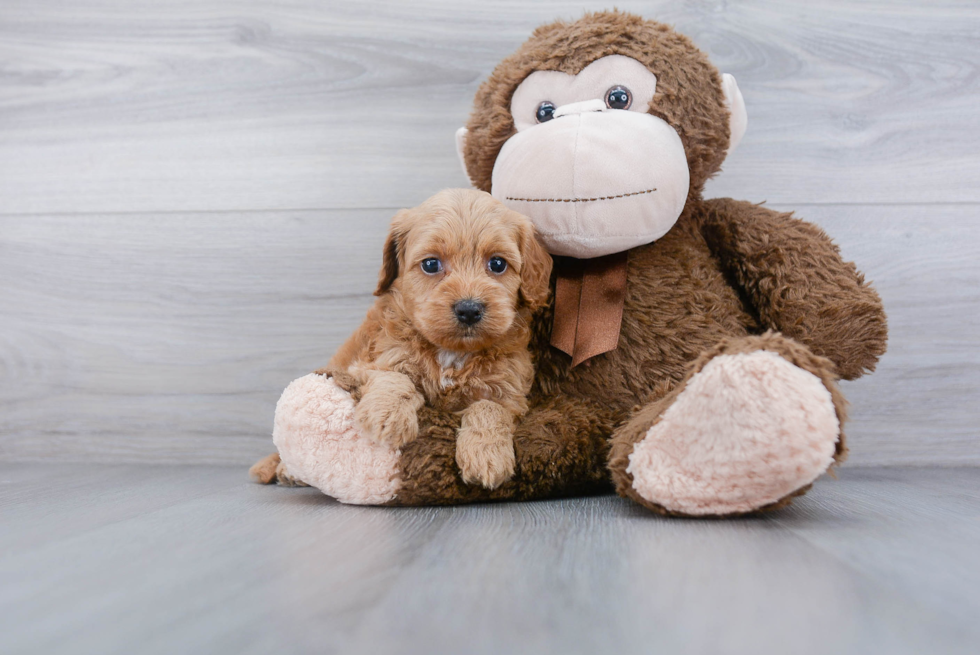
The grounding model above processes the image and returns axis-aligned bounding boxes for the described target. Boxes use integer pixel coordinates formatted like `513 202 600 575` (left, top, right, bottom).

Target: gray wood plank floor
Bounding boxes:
1 464 978 655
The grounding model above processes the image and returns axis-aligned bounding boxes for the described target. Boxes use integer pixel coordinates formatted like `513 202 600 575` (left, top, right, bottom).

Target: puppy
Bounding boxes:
329 188 552 489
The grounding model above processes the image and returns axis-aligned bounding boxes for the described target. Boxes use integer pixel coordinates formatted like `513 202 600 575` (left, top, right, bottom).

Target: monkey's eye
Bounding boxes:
487 256 508 274
605 85 632 110
535 101 556 123
420 258 443 274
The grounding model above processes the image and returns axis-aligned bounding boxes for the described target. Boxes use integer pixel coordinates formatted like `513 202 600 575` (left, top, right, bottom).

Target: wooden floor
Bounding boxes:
1 464 978 655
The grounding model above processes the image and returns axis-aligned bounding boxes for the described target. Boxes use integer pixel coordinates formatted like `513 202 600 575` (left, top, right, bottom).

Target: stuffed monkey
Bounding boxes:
254 11 887 516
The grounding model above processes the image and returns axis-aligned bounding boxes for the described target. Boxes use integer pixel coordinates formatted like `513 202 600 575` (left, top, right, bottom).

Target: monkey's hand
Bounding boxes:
700 198 887 380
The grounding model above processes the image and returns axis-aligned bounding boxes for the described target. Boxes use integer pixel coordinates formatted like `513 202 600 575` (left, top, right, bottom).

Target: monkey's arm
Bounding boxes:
700 198 887 380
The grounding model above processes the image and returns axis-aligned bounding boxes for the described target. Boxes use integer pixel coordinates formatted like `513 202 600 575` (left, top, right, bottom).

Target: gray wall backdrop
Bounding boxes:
1 0 977 466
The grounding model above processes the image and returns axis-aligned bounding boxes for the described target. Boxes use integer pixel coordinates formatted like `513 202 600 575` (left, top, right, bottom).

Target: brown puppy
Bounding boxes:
331 188 551 488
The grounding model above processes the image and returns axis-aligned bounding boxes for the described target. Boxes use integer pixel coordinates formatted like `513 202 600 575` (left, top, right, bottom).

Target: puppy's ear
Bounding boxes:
375 210 410 296
516 218 553 309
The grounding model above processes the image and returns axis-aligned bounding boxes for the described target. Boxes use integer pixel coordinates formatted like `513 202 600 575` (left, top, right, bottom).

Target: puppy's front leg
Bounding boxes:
354 370 425 448
456 400 516 489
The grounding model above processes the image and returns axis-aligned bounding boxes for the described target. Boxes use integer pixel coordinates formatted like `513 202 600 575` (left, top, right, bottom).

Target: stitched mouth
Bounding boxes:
505 188 656 203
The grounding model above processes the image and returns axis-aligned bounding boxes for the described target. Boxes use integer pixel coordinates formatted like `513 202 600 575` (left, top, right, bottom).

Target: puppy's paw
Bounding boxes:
456 424 516 490
249 453 281 484
355 392 420 449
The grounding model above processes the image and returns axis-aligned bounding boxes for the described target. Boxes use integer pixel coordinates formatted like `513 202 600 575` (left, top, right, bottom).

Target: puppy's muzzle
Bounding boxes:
453 299 485 326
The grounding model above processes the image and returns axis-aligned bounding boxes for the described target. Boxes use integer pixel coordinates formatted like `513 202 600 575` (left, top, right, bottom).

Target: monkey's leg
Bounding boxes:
608 332 847 517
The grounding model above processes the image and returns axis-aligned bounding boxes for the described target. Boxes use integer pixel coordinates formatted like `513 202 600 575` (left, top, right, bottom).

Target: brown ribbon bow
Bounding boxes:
550 252 629 367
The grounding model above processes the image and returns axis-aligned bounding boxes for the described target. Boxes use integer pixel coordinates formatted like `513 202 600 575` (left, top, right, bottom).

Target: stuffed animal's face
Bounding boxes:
492 55 691 257
456 12 748 258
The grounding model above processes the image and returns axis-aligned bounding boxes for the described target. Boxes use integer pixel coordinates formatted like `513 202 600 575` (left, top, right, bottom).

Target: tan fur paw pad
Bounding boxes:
354 393 420 449
455 428 516 489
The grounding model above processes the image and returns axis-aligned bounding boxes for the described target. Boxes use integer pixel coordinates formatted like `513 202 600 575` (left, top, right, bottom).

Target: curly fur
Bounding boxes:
463 10 732 202
257 12 888 516
325 188 552 488
393 12 886 511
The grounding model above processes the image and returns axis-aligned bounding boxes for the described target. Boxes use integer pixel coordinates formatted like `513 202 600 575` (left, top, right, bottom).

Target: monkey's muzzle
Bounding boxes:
491 109 689 259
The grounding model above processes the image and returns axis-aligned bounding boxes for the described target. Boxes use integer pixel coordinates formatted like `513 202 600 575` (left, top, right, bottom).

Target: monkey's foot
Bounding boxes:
623 349 841 516
273 374 401 504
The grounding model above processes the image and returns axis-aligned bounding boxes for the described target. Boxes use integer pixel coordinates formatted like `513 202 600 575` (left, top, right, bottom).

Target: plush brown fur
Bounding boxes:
323 188 552 488
388 12 887 511
390 198 885 510
257 12 888 516
463 10 732 203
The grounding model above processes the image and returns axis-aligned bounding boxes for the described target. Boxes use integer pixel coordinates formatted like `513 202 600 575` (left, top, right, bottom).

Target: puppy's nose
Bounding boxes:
453 299 485 326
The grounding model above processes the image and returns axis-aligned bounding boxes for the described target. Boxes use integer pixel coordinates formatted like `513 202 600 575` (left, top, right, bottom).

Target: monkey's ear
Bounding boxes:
375 211 409 296
722 74 748 154
516 220 554 310
455 127 474 186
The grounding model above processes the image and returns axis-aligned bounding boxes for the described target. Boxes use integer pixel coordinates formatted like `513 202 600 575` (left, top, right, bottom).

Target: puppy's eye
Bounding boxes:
536 101 556 123
487 256 508 274
420 258 443 274
605 85 632 110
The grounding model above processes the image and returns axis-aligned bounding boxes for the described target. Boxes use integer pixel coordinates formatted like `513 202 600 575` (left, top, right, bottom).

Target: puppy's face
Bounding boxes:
376 189 552 352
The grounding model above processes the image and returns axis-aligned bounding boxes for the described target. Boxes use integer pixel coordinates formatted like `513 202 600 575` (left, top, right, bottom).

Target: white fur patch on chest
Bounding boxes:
437 349 469 370
437 349 469 388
